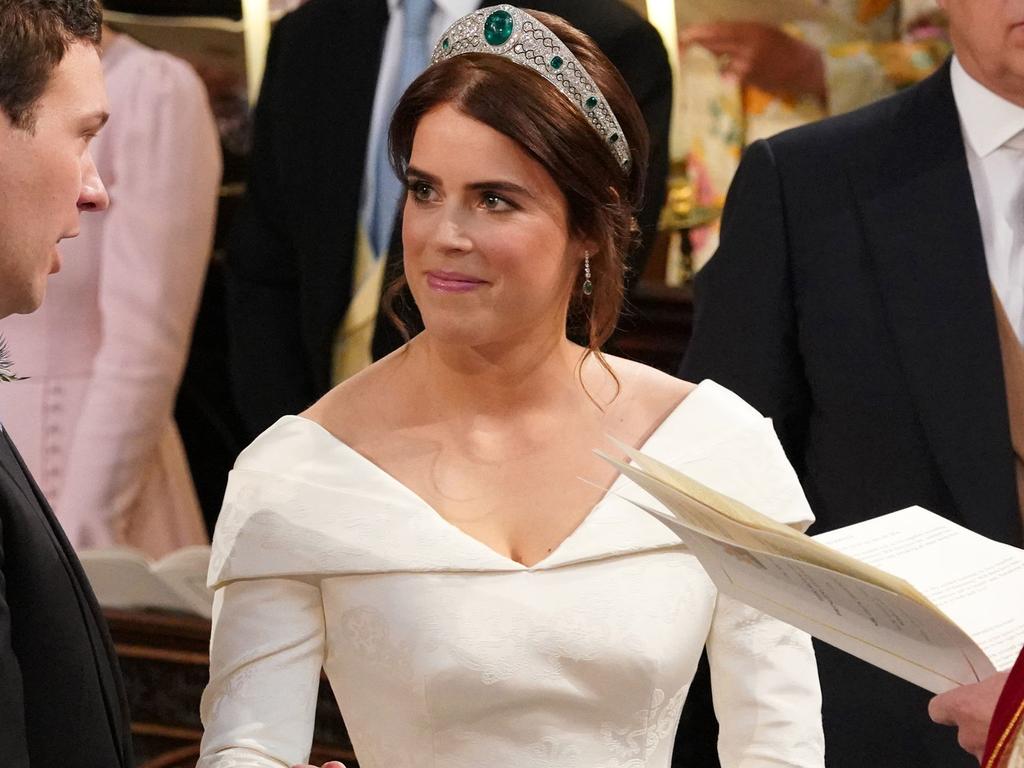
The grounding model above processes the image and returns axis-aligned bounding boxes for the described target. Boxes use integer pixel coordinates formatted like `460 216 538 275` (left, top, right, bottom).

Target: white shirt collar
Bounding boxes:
950 56 1024 157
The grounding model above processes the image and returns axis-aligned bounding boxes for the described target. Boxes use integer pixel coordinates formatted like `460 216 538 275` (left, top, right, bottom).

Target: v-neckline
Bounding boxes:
290 383 703 570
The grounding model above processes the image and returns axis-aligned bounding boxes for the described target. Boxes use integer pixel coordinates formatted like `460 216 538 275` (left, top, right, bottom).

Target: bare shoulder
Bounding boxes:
585 353 698 438
605 354 696 411
300 349 410 446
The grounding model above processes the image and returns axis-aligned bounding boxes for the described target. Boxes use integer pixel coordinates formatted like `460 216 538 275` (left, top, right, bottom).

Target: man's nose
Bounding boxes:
78 150 109 212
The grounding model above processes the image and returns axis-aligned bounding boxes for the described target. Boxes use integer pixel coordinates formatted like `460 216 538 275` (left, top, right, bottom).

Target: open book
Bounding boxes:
599 440 1024 694
79 545 214 620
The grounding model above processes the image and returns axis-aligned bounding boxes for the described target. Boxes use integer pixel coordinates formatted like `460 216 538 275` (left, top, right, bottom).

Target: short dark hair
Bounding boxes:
386 10 649 357
0 0 103 130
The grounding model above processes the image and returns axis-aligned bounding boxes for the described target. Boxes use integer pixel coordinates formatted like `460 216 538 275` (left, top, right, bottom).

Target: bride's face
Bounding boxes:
401 103 585 348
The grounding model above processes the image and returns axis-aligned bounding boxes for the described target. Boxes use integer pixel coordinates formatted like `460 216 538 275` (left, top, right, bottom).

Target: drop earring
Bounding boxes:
582 252 593 296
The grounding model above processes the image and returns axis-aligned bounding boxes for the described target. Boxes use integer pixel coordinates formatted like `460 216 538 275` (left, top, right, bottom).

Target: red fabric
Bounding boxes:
985 648 1024 766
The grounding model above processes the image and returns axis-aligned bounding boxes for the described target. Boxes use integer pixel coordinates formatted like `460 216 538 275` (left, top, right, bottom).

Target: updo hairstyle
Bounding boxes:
384 9 650 356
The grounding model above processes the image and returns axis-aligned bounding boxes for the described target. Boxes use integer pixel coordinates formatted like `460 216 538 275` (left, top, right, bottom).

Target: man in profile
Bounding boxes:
681 0 1024 764
0 1 133 765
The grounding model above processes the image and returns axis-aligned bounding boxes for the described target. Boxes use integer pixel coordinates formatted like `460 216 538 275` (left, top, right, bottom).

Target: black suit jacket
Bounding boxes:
0 428 133 767
226 0 672 439
681 60 1020 767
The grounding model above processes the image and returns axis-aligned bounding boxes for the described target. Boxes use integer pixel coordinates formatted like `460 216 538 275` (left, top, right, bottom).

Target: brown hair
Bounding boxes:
384 9 649 368
0 0 102 131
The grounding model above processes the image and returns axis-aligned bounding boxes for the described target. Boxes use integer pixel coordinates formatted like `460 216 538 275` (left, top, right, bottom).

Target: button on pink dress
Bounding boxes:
0 33 222 557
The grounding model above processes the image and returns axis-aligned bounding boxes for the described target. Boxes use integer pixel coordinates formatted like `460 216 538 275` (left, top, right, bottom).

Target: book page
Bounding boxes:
815 508 1024 671
645 505 995 692
598 448 1003 692
79 547 193 614
154 545 214 620
604 441 933 605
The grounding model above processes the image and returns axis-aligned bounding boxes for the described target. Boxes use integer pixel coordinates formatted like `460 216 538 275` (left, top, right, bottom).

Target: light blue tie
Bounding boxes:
370 0 435 257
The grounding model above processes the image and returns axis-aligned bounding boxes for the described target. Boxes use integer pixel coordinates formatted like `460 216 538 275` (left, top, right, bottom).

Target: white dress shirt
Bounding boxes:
951 57 1024 344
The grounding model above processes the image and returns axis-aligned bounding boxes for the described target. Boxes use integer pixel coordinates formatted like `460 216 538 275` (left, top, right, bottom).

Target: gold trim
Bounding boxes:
985 696 1024 768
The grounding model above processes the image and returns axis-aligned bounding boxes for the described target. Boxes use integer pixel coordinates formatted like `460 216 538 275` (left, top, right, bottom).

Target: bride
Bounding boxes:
198 7 824 767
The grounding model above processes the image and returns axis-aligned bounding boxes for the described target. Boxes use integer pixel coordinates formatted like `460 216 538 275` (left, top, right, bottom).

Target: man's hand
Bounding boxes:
679 22 827 103
928 671 1010 760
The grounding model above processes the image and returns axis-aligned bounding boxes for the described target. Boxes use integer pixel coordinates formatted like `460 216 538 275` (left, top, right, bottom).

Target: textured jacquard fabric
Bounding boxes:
198 381 824 768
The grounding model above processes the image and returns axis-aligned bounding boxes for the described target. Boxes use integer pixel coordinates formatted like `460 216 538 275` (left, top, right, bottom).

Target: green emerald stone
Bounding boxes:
550 55 563 70
483 10 514 46
442 37 450 52
585 96 598 110
609 132 620 144
582 279 594 296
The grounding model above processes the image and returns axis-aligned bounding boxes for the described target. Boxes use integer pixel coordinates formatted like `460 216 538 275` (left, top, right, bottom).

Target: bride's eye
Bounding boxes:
408 180 436 202
481 192 514 212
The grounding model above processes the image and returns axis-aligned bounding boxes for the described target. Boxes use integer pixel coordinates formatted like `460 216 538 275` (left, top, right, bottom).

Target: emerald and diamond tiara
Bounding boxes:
430 4 632 171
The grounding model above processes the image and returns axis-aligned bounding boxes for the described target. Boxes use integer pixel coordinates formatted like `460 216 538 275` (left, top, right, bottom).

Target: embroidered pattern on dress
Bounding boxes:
600 684 688 764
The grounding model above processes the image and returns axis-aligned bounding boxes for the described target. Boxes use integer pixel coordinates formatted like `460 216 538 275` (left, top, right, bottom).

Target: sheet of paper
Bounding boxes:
604 441 931 603
815 508 1024 671
646 505 994 692
156 545 214 619
598 447 1003 692
80 548 193 614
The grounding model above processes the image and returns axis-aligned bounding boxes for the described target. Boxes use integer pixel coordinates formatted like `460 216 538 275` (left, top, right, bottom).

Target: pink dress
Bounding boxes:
0 33 222 557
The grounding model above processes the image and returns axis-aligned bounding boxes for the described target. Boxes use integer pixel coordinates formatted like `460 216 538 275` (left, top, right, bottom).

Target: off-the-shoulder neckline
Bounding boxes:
274 380 713 570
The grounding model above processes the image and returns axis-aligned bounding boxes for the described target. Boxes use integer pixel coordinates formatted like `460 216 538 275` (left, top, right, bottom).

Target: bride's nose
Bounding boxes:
431 206 474 254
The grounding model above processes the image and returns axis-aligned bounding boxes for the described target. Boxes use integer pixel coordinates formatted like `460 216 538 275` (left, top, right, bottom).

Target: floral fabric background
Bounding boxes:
679 0 950 268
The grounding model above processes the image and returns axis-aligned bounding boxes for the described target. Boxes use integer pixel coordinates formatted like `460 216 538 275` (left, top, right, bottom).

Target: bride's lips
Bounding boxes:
426 270 488 293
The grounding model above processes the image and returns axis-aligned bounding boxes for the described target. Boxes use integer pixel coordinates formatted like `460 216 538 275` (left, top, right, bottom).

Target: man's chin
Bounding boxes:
0 291 43 320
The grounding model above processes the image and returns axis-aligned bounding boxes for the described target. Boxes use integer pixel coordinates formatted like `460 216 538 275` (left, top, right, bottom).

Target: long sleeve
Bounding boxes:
703 417 825 768
707 593 824 767
56 47 221 549
198 578 326 768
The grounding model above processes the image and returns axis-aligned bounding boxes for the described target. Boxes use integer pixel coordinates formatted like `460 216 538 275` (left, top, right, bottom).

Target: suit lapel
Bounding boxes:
0 430 132 766
0 430 36 508
850 61 1020 544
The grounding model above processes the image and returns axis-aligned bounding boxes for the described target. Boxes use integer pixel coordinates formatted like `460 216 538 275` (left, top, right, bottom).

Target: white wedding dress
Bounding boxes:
197 381 825 768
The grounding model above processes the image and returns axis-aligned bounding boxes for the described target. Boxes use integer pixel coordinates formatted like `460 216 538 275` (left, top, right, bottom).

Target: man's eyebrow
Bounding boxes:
81 110 110 128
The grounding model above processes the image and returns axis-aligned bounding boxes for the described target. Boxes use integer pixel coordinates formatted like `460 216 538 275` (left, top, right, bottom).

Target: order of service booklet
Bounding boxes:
599 440 1024 694
78 545 214 620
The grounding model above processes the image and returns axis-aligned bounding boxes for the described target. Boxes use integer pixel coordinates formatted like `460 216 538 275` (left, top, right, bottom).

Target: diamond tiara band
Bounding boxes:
430 4 632 171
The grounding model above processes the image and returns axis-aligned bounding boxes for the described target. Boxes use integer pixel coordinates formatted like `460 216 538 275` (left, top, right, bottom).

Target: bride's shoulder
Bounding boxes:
600 354 696 409
597 355 765 432
301 349 409 447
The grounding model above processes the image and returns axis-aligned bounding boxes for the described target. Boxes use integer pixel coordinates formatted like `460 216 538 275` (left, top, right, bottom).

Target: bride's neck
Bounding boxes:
412 328 588 419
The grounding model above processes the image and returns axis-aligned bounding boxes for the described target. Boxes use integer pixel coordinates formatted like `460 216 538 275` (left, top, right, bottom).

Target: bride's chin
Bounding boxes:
422 321 492 348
